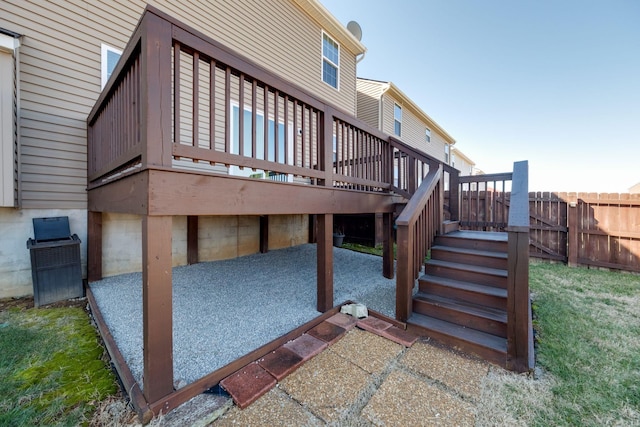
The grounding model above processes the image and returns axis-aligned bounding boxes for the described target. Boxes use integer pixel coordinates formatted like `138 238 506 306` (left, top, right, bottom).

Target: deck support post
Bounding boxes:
316 214 333 312
187 216 198 264
142 215 174 403
382 212 394 279
87 211 103 282
260 215 269 253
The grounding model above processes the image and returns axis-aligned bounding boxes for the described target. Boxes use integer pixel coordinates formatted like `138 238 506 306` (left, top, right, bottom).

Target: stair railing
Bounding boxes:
395 164 443 322
505 160 533 372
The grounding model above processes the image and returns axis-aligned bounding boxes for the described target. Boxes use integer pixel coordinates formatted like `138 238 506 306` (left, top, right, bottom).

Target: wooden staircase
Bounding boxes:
407 229 510 367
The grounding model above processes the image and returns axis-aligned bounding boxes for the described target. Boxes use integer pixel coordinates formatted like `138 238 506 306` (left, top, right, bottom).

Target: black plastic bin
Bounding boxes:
26 216 83 307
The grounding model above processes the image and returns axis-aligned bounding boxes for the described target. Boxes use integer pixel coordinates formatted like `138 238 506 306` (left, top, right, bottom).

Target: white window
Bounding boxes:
394 103 402 137
229 104 294 181
444 144 450 164
425 128 431 143
101 43 122 89
322 32 339 89
0 32 20 207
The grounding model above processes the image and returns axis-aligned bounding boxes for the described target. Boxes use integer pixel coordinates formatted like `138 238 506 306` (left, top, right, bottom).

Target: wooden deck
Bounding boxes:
86 6 531 421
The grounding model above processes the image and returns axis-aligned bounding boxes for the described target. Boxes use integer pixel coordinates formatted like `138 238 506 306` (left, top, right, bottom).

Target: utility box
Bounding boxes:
27 217 83 307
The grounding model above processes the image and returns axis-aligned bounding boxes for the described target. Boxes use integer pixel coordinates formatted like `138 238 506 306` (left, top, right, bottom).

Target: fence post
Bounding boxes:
567 193 578 267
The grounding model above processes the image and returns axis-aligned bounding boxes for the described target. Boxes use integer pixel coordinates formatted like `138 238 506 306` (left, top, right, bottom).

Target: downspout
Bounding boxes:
379 83 390 131
354 51 365 116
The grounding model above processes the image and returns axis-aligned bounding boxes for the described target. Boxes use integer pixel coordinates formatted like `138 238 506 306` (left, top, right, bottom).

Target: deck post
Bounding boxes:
449 168 460 222
382 212 394 279
260 215 269 253
316 214 333 312
187 216 198 264
87 211 103 282
142 215 174 403
395 222 413 322
505 160 533 372
141 12 173 168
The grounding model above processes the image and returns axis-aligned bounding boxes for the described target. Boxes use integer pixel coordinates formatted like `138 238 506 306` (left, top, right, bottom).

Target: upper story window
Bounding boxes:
425 128 431 143
322 32 339 89
101 43 122 89
394 103 402 137
444 144 450 164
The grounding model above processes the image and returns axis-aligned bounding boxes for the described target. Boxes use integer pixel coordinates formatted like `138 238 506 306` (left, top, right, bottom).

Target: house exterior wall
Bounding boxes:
452 154 474 176
380 93 449 163
0 1 360 297
355 79 382 129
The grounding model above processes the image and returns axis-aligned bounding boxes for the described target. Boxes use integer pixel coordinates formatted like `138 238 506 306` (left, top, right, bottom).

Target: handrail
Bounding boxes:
505 160 533 372
396 164 443 321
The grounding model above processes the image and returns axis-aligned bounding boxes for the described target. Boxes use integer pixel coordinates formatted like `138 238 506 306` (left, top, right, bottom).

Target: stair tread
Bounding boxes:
419 274 507 298
431 245 507 259
444 230 508 241
414 292 507 322
426 259 508 277
408 313 507 353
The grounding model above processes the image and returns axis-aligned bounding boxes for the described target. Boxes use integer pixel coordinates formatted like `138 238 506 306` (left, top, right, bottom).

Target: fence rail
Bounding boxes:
452 188 640 272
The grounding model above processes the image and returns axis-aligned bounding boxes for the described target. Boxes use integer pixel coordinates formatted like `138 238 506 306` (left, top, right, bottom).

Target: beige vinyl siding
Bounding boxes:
381 93 449 163
0 0 358 209
356 79 382 129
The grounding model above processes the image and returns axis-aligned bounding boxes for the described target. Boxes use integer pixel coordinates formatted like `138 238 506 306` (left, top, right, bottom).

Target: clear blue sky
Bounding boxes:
321 0 640 193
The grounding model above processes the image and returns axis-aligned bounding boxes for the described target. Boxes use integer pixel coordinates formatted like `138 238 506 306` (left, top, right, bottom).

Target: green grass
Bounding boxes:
527 262 640 426
0 306 118 426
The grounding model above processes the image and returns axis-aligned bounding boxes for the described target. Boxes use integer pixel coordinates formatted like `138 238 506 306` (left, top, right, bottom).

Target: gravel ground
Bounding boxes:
89 244 396 385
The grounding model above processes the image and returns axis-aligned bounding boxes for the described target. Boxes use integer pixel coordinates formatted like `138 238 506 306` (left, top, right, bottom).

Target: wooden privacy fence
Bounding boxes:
450 188 640 272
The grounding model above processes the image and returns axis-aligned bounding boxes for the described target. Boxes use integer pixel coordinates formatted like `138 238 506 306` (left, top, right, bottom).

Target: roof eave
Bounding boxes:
382 82 456 145
292 0 367 56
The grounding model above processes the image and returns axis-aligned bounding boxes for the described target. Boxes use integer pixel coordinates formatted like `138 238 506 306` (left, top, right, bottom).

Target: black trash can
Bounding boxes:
26 216 83 307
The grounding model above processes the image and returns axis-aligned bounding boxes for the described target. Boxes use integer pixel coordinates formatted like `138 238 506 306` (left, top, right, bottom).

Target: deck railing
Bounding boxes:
87 8 449 196
395 165 444 321
456 172 513 231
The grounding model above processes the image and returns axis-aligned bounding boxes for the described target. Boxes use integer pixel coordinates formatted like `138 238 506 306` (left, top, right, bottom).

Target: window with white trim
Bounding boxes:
322 32 339 89
101 43 122 89
444 144 450 164
425 128 431 143
230 104 294 182
394 103 402 137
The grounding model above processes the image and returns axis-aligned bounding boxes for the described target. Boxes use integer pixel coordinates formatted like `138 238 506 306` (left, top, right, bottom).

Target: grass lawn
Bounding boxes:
527 262 640 425
1 258 638 425
479 261 640 426
0 302 118 426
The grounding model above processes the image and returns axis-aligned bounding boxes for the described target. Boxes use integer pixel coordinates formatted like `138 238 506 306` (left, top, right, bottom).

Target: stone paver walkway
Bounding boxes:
212 314 490 426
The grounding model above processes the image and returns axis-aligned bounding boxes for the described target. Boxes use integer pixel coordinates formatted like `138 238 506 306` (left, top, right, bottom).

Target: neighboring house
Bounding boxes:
356 78 455 165
629 183 640 194
0 0 365 298
451 147 476 176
